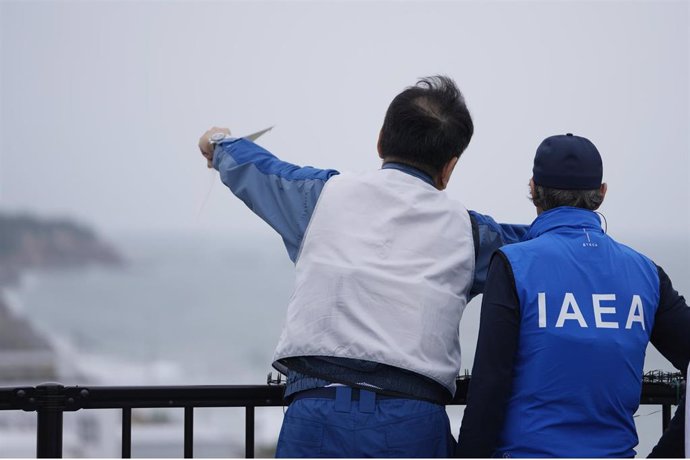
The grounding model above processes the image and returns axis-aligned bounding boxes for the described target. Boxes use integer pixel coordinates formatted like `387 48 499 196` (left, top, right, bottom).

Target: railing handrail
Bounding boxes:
0 375 684 458
0 383 286 411
2 378 682 409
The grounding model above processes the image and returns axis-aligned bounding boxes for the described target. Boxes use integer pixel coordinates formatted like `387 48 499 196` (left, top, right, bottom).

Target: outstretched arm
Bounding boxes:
198 128 339 262
468 211 529 298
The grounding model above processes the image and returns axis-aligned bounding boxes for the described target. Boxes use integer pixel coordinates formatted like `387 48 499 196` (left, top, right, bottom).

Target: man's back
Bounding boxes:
273 167 475 395
497 207 659 457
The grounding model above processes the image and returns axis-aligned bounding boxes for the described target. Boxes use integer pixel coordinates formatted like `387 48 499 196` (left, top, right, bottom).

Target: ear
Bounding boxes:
438 156 459 190
530 178 543 215
595 183 608 209
377 129 384 159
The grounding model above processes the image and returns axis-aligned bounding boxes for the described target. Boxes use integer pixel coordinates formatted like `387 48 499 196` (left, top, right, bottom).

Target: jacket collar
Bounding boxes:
381 162 435 187
527 207 604 239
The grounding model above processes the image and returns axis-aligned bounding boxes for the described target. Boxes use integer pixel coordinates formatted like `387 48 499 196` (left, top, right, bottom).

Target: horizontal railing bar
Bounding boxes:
0 380 682 412
0 385 286 411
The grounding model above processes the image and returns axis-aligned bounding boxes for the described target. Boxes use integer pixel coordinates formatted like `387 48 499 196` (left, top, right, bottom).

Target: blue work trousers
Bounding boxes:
275 387 455 457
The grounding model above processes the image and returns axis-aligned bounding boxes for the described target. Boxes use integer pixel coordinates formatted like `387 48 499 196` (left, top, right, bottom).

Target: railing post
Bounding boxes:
245 406 255 458
184 406 194 458
122 408 132 458
35 383 65 458
662 404 671 433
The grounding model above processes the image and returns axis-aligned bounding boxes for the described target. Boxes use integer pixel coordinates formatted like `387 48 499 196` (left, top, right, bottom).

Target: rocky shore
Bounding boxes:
0 213 124 383
0 213 123 288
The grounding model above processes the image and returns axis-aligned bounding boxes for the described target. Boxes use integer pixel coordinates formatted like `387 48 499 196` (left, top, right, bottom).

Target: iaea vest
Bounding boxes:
499 207 659 457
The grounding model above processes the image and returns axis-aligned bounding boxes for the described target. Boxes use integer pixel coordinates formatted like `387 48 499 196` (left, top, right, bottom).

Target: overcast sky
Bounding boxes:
1 0 688 250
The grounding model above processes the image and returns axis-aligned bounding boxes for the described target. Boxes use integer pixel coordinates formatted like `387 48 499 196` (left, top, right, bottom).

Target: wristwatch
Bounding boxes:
208 132 234 147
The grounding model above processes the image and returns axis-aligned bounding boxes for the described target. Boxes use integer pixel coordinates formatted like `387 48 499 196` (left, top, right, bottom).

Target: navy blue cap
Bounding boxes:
532 133 603 190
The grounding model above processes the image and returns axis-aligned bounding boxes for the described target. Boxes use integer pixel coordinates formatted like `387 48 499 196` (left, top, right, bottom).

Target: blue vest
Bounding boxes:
498 207 659 458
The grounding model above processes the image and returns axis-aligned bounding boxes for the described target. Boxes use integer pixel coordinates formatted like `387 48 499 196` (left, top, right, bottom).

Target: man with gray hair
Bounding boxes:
456 133 690 458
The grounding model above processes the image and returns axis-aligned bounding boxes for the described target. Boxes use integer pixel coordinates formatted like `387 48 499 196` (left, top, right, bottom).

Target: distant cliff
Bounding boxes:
0 213 124 287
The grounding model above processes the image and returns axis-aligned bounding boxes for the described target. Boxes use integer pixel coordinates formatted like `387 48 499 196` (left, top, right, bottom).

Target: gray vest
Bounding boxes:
272 169 475 394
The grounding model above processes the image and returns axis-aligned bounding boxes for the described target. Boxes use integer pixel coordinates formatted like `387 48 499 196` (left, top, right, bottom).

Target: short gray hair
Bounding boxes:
530 184 604 211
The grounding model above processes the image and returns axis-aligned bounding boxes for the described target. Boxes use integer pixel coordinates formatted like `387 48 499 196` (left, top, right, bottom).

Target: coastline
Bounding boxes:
0 286 60 384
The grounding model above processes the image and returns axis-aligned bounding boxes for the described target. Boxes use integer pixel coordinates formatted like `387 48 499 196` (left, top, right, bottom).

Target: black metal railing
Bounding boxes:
0 373 684 458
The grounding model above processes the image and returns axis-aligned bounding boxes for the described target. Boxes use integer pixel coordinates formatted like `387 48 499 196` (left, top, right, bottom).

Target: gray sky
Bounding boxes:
0 3 688 450
1 0 688 250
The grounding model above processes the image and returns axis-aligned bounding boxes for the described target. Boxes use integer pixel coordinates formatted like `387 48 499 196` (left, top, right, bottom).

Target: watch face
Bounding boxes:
210 132 227 143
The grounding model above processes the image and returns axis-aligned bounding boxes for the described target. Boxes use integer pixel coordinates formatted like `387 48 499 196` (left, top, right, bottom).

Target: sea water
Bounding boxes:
2 230 688 457
2 231 295 457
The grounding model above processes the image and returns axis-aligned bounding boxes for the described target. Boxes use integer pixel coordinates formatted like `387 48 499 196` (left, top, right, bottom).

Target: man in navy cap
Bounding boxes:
456 133 690 458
